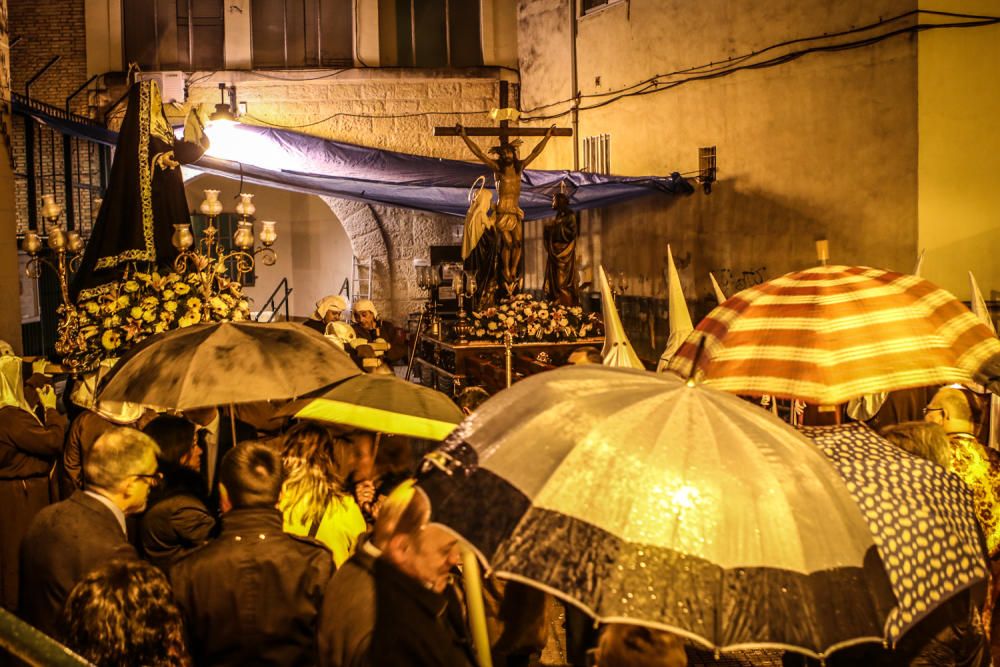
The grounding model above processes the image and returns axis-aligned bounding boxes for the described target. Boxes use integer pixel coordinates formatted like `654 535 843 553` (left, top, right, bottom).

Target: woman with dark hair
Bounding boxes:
140 415 215 570
60 559 191 667
280 422 366 567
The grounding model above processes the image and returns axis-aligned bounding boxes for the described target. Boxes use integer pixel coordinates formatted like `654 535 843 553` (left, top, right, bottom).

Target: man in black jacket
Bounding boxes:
319 479 475 667
170 441 333 667
19 427 160 636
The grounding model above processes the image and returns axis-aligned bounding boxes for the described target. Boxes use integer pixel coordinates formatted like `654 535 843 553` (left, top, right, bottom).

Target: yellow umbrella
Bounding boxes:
289 374 463 440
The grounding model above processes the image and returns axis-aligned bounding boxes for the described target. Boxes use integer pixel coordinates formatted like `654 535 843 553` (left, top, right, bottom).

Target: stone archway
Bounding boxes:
319 197 394 314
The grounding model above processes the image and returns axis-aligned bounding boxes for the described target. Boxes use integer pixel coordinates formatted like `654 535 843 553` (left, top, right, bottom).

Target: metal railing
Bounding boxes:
0 607 93 667
255 277 293 322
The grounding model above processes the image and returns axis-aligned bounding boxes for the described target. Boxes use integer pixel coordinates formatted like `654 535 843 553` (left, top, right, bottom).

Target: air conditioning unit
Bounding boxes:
138 71 186 104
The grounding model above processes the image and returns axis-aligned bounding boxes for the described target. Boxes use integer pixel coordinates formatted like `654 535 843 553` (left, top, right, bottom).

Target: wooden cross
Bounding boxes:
434 81 572 302
433 81 573 142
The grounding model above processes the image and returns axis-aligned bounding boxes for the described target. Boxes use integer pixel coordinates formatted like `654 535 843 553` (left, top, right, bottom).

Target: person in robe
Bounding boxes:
71 79 208 301
0 344 67 612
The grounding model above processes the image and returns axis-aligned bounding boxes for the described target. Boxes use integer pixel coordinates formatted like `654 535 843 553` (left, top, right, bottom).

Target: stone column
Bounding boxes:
0 0 22 351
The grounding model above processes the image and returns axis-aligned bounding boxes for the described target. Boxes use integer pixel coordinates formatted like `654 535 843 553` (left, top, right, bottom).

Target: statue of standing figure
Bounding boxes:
544 191 579 306
457 124 555 300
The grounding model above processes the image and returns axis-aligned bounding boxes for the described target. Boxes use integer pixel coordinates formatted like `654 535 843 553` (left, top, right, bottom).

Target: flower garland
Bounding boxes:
468 293 601 343
65 263 251 370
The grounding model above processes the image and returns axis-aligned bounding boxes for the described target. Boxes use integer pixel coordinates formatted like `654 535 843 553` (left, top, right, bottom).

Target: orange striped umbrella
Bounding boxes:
668 265 1000 405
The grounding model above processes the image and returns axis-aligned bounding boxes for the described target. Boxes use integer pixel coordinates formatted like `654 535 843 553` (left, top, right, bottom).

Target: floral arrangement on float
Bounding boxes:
64 262 251 370
468 293 601 343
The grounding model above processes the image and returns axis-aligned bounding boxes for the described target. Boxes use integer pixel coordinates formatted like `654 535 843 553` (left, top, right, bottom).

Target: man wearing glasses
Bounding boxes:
18 428 160 636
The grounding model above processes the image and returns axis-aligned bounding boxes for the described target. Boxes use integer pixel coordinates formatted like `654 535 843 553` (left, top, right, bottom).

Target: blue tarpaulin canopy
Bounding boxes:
16 99 692 219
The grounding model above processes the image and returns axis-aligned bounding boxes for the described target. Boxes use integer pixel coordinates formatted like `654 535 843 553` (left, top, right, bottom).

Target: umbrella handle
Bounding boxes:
461 546 493 667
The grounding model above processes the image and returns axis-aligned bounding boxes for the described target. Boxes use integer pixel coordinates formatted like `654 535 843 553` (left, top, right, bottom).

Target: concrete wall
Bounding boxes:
517 0 921 311
916 0 1000 300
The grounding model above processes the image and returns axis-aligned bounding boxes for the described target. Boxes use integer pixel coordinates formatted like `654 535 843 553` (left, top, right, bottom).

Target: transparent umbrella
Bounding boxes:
419 365 896 659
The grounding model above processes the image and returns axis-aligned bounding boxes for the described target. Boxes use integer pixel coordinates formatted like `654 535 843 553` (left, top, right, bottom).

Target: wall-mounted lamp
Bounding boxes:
816 239 830 266
697 146 717 195
209 83 238 126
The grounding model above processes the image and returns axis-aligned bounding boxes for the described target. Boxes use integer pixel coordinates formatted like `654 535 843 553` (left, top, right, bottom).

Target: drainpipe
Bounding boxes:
569 0 579 170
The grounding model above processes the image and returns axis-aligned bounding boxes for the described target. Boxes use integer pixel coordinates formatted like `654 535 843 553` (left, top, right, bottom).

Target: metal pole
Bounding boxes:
503 331 513 388
405 306 426 382
24 56 61 98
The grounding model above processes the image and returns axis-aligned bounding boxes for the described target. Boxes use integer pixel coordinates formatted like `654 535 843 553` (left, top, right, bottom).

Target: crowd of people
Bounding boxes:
3 320 1000 667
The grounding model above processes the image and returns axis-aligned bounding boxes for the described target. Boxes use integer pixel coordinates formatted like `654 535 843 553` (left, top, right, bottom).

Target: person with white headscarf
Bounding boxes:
305 295 348 336
0 342 68 612
59 359 147 499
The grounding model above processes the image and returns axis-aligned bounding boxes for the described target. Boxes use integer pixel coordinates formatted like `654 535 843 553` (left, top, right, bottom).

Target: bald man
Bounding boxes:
925 387 1000 557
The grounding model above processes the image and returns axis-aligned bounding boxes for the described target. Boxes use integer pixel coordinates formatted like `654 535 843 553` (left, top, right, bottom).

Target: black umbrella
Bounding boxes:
98 321 360 410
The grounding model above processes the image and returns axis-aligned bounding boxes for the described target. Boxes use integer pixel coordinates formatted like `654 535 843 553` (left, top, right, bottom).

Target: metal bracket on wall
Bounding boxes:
698 146 717 194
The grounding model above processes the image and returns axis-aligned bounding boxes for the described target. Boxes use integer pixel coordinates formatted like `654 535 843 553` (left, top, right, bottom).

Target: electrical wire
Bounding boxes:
243 107 492 129
518 10 1000 122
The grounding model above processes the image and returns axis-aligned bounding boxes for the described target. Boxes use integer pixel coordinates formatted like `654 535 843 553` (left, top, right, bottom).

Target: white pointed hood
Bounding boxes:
709 271 727 305
598 266 644 369
656 245 694 372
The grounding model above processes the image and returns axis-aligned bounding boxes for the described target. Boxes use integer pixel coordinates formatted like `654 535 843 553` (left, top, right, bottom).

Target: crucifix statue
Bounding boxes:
435 82 571 303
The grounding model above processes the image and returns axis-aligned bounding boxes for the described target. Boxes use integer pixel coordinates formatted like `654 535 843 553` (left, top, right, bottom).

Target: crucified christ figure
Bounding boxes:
457 124 556 299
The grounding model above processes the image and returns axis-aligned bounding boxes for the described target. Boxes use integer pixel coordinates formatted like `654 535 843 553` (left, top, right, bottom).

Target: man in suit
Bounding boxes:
170 441 333 666
183 407 255 512
19 427 160 636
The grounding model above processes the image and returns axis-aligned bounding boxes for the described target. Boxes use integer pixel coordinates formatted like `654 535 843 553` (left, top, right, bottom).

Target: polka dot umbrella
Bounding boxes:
802 423 988 643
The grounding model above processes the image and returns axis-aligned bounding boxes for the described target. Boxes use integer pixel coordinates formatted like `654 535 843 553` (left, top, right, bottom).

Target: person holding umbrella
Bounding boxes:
279 423 366 567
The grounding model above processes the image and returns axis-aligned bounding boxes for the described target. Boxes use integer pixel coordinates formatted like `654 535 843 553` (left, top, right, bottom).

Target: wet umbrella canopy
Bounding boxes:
419 365 896 658
98 321 361 410
282 373 463 440
668 265 1000 405
803 423 988 642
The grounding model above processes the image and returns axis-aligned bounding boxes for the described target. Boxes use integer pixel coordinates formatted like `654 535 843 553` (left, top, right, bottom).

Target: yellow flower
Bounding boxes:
154 322 168 334
164 301 178 313
231 310 246 322
103 315 121 328
210 296 227 312
134 272 151 283
174 282 191 295
186 297 202 311
142 310 157 323
101 330 121 350
130 306 144 320
84 301 100 315
114 295 130 310
238 300 249 311
123 280 140 293
81 325 99 339
162 289 175 300
178 311 202 328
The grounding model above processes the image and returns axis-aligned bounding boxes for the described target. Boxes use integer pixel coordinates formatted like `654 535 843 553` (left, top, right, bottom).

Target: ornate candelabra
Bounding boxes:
451 270 478 344
415 264 442 338
22 194 88 372
171 189 278 319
